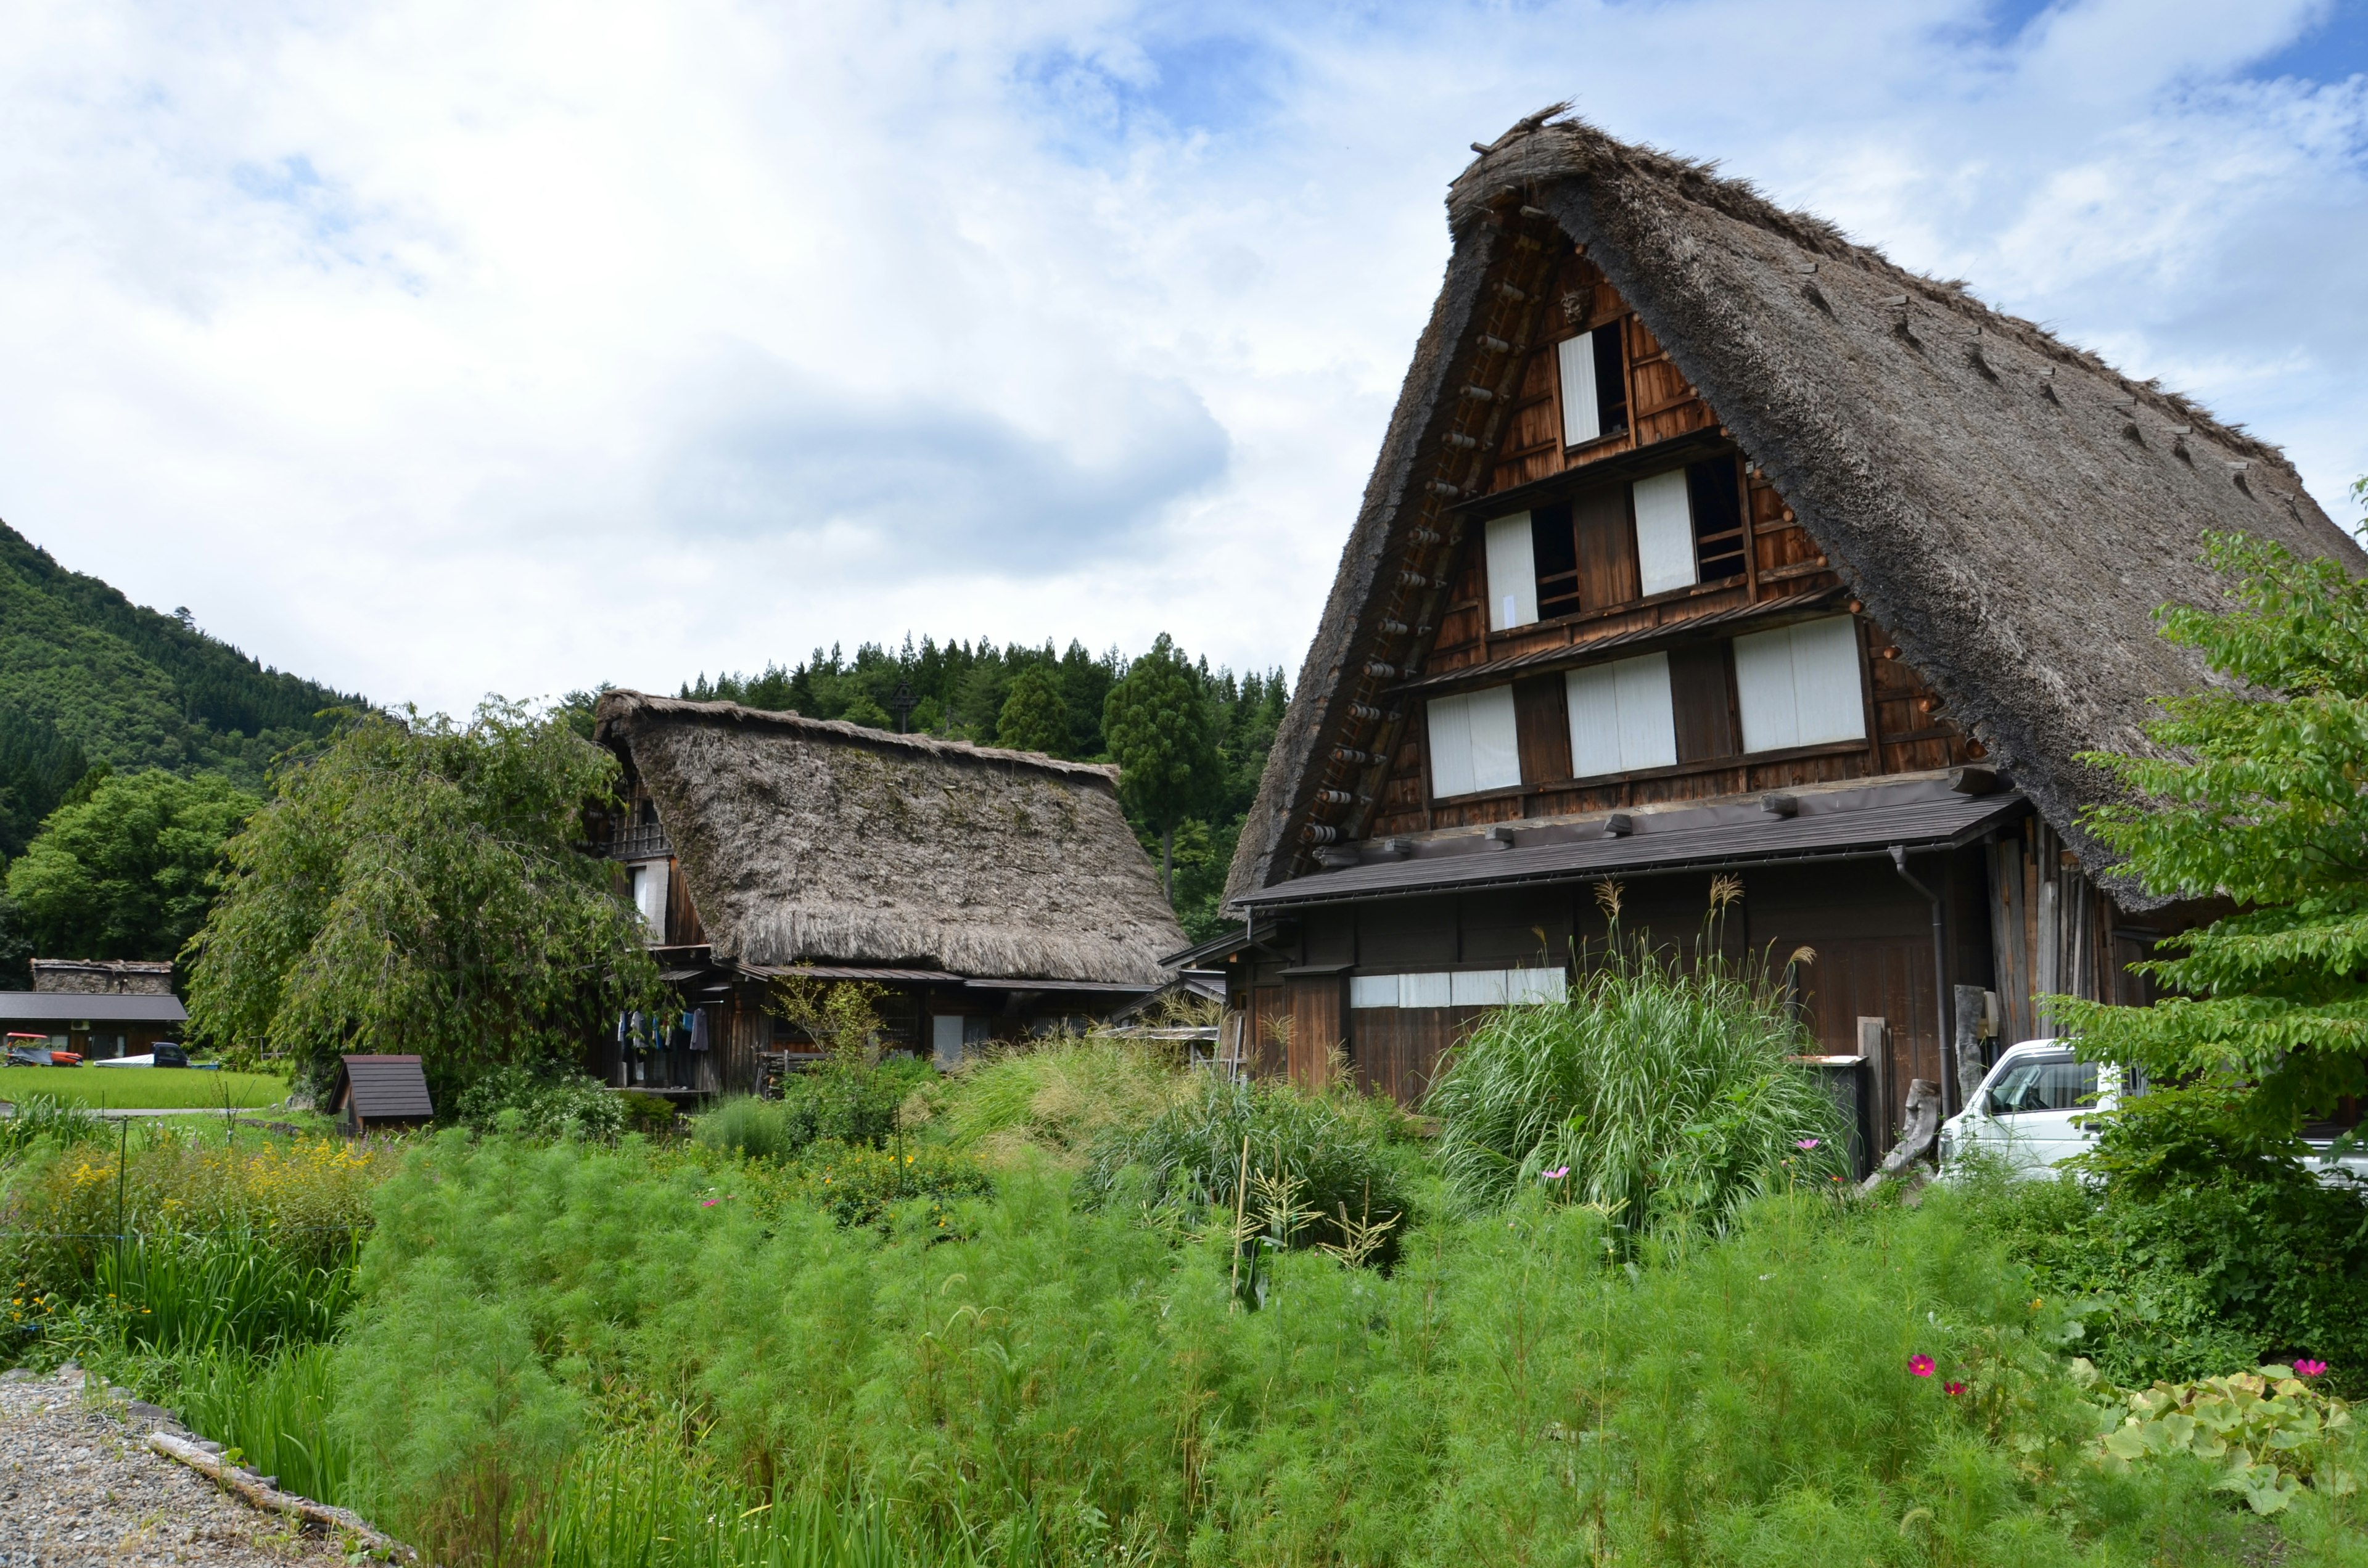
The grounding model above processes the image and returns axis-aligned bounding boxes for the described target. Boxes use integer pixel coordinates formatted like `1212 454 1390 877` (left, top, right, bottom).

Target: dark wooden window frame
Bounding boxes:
1426 735 1874 806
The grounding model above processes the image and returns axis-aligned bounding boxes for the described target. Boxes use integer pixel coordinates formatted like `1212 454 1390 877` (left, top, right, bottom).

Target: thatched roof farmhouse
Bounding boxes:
1198 110 2361 1151
593 691 1185 1092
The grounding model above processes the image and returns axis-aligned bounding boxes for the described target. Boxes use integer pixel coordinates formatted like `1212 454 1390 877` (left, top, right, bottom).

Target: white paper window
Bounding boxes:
931 1014 966 1067
1484 512 1539 631
1632 469 1698 597
1349 974 1401 1010
1426 685 1523 798
1733 615 1868 753
1505 967 1569 1004
1559 330 1602 447
1564 653 1678 779
1451 969 1510 1006
1400 971 1453 1009
628 860 669 934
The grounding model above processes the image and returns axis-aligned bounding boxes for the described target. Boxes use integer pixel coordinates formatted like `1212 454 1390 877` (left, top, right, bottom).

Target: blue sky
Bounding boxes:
0 0 2361 712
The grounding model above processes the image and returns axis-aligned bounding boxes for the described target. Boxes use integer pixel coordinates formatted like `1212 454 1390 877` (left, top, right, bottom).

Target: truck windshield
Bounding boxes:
1985 1055 2099 1116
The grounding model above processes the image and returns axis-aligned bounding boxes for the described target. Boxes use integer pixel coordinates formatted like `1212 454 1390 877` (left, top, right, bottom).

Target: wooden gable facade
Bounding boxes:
1205 111 2362 1156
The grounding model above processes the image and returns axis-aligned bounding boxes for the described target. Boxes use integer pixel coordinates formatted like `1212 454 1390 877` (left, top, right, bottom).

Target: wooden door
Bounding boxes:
1794 937 1940 1150
1251 986 1286 1078
1285 975 1344 1091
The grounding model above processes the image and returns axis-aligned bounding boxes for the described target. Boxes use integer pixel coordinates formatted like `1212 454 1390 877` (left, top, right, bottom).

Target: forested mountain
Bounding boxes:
682 638 1289 939
0 520 362 856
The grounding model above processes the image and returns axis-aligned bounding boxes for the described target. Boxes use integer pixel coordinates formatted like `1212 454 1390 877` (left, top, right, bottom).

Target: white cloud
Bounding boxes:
0 0 2360 713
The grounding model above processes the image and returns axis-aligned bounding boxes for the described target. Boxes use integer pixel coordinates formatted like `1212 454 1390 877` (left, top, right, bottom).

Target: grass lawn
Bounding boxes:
0 1066 292 1109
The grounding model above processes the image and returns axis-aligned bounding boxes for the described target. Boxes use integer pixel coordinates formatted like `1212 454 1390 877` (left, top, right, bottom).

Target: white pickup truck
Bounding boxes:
1938 1038 2366 1181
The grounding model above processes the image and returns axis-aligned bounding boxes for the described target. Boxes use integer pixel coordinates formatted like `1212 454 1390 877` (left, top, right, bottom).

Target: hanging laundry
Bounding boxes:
689 1008 709 1053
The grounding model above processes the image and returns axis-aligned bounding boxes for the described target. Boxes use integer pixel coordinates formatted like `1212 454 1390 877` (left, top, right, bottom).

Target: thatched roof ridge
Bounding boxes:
1228 110 2360 910
595 691 1182 985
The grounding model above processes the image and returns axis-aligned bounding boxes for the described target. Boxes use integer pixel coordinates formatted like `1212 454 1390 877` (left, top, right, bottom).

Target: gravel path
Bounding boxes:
0 1366 353 1566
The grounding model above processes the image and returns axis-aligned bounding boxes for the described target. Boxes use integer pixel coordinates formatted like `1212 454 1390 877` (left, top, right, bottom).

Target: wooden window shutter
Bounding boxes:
1558 330 1601 447
1484 512 1540 631
1512 674 1572 784
1667 641 1740 763
1630 470 1698 597
1564 652 1677 778
1733 615 1867 753
1571 486 1639 609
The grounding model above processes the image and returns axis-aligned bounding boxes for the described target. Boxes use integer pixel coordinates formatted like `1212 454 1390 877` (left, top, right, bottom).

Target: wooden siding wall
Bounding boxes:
1985 816 2142 1049
1359 242 1982 840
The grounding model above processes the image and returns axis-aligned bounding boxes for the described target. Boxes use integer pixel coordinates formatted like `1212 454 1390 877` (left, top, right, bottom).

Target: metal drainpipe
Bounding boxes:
1889 845 1957 1117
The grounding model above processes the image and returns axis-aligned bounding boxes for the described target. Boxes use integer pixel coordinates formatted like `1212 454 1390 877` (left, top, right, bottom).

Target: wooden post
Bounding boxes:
1953 984 1989 1110
1857 1016 1889 1152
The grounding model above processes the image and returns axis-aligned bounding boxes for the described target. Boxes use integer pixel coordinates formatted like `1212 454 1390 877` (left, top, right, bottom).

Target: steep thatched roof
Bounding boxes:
594 692 1184 986
1228 109 2361 909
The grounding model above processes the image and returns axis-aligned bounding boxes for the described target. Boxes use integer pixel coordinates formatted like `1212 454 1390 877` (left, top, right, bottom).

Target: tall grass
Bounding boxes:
1426 935 1848 1233
163 1343 352 1505
101 1221 361 1355
918 1036 1189 1168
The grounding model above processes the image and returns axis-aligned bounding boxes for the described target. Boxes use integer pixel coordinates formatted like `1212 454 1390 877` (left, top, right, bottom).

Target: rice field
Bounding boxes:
0 1067 290 1110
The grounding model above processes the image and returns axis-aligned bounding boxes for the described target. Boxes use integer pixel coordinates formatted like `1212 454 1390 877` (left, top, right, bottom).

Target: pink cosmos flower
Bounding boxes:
1909 1354 1936 1379
1795 1139 1820 1150
1543 1165 1570 1180
701 1199 719 1208
1943 1381 1967 1397
2295 1359 2329 1378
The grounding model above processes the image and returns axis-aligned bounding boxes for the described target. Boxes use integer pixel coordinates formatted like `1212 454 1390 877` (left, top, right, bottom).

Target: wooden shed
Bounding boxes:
332 1054 434 1133
1201 107 2364 1152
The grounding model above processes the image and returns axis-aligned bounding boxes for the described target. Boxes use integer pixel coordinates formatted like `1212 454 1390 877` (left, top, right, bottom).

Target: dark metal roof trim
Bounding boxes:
1236 791 2029 909
0 994 189 1024
963 977 1161 993
739 964 964 983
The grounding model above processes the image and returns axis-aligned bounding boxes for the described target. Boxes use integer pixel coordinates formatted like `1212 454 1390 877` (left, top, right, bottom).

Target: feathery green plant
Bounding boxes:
1426 909 1846 1233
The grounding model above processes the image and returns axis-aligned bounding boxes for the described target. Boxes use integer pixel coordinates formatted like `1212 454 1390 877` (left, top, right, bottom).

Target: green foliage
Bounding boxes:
1966 1090 2368 1389
2078 1358 2361 1516
2062 532 2368 1126
1426 933 1848 1234
0 521 360 795
3 766 258 959
916 1035 1190 1168
773 1139 992 1230
101 1221 361 1357
184 701 665 1102
1081 1073 1416 1260
147 1344 353 1509
325 1136 2309 1566
0 1092 107 1159
994 664 1071 755
692 1059 937 1162
1103 633 1220 900
453 1065 628 1140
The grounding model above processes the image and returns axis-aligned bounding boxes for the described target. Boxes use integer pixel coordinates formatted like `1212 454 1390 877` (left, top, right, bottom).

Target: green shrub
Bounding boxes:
1969 1087 2368 1390
920 1035 1189 1167
773 1139 991 1231
1426 939 1848 1234
453 1065 627 1140
691 1058 937 1162
1080 1072 1416 1262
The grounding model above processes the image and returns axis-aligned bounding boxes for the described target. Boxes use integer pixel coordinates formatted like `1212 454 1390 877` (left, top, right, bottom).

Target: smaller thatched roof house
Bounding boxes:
592 692 1186 1092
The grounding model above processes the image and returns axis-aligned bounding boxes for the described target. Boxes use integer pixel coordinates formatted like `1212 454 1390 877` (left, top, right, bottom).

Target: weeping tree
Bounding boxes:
184 701 664 1102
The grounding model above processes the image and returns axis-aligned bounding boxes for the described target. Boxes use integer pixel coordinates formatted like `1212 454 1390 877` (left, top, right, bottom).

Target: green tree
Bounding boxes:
2058 531 2368 1130
4 768 259 961
995 665 1070 755
184 701 662 1101
1103 633 1219 901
